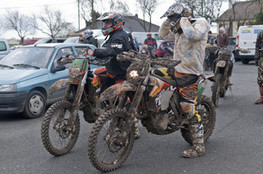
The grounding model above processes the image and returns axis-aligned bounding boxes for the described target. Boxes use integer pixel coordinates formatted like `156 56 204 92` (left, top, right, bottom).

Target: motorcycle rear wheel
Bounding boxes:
41 99 80 156
212 73 222 106
181 95 216 145
88 109 135 172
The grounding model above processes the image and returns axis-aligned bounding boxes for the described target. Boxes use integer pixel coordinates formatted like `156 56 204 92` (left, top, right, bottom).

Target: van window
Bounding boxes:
0 41 7 51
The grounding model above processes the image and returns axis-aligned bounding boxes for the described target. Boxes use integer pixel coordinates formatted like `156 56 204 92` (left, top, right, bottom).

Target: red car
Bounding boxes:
155 40 175 57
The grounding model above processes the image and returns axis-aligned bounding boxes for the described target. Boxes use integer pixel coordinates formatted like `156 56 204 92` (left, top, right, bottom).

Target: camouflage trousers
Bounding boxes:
257 57 263 87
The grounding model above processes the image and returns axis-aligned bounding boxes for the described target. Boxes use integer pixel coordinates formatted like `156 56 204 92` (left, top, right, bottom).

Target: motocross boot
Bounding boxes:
182 116 205 158
255 87 263 104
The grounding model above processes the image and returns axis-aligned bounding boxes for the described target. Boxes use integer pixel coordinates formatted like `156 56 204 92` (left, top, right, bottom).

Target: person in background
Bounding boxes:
255 30 263 104
144 32 157 58
159 2 210 158
207 31 217 45
82 29 98 48
217 27 229 48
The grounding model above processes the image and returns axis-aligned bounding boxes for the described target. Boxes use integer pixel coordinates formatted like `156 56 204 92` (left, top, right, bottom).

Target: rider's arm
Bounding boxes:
93 37 126 58
180 17 210 41
159 20 175 41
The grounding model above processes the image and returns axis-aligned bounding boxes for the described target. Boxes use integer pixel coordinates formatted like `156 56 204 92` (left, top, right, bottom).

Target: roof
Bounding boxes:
217 1 260 22
78 15 160 33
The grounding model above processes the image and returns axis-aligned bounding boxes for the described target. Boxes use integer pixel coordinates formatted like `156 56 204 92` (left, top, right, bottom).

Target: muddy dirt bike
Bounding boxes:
87 51 216 172
41 54 119 156
211 47 233 106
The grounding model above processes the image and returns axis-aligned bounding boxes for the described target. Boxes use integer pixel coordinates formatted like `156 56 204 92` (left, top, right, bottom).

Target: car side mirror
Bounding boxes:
50 64 66 73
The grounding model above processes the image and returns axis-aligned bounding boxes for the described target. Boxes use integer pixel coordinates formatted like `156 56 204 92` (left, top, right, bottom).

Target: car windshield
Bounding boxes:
0 47 54 68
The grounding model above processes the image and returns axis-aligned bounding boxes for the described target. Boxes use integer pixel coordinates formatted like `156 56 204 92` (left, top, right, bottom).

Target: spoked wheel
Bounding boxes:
41 99 80 156
181 95 216 145
88 109 135 172
212 73 222 107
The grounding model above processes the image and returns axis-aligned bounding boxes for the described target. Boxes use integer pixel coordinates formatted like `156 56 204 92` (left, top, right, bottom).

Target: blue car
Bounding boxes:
0 43 97 118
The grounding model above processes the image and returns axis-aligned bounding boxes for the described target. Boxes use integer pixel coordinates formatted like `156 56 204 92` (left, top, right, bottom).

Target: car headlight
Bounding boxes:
129 70 139 79
0 84 17 92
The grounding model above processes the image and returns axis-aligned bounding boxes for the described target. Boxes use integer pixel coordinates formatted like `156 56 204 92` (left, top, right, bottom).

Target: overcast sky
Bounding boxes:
0 0 228 39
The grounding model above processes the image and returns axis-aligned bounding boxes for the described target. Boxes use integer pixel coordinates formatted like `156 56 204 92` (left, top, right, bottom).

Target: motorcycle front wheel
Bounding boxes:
88 109 135 172
41 99 80 156
181 95 216 145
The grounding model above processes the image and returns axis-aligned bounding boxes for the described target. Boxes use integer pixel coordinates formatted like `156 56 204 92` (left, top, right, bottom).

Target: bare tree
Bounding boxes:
3 10 35 44
77 0 100 28
31 7 75 40
136 0 158 32
177 0 223 23
109 0 132 15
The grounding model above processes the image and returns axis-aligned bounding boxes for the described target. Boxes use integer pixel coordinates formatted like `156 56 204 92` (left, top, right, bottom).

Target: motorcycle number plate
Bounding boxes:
217 60 226 67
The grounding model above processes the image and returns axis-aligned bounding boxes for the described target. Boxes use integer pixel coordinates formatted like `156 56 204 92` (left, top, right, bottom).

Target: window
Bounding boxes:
0 41 7 51
54 47 74 68
75 46 88 57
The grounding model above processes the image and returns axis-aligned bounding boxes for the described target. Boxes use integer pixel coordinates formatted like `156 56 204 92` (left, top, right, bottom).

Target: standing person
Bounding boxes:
217 27 229 48
86 12 140 138
82 29 98 48
159 3 210 158
144 33 157 58
255 30 263 104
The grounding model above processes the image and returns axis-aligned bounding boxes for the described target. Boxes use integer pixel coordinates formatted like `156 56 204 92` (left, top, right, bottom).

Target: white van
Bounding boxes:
236 25 263 64
0 38 10 60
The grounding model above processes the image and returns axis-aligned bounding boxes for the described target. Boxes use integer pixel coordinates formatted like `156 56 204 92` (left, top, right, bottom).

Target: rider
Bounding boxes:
82 29 98 48
255 30 263 104
86 12 140 138
144 33 157 58
159 3 210 158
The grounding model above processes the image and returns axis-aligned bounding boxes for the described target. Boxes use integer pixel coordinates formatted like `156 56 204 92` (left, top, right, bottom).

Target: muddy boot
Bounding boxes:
134 119 140 139
255 87 263 104
182 117 205 158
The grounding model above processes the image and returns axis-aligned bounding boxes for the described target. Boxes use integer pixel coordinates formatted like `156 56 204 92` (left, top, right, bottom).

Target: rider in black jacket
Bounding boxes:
86 12 140 139
86 12 131 77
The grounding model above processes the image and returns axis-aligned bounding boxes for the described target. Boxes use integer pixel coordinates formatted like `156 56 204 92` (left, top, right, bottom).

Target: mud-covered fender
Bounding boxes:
100 83 137 101
49 78 70 94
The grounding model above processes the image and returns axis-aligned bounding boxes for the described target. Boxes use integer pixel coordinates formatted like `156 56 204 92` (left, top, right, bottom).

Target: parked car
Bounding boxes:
0 43 97 118
235 25 263 64
0 38 10 60
64 37 80 44
34 37 67 45
155 40 175 58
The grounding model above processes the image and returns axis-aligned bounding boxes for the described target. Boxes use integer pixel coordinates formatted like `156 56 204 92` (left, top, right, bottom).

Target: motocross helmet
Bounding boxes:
161 3 190 33
98 12 125 36
84 29 93 38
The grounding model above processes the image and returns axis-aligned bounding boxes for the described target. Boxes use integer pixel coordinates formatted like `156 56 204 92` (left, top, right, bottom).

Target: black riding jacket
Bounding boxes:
93 29 132 76
83 36 98 48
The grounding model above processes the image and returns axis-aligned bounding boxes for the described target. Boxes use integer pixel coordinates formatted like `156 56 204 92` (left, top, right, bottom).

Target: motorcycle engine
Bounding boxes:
141 110 176 135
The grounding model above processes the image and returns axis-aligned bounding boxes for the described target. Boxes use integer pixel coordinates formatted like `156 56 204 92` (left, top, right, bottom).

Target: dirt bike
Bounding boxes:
41 54 118 156
204 44 218 71
87 51 216 172
211 47 233 106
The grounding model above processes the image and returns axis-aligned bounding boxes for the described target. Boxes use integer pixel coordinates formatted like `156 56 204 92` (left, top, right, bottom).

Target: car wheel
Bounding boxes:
23 90 46 119
241 59 249 64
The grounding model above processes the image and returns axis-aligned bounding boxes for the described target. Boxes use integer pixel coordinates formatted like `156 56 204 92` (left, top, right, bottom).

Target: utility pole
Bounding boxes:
78 0 80 31
201 0 204 17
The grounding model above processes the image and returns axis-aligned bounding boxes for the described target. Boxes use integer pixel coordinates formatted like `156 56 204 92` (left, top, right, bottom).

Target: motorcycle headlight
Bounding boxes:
129 70 139 79
217 60 226 67
69 67 80 78
0 84 17 92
